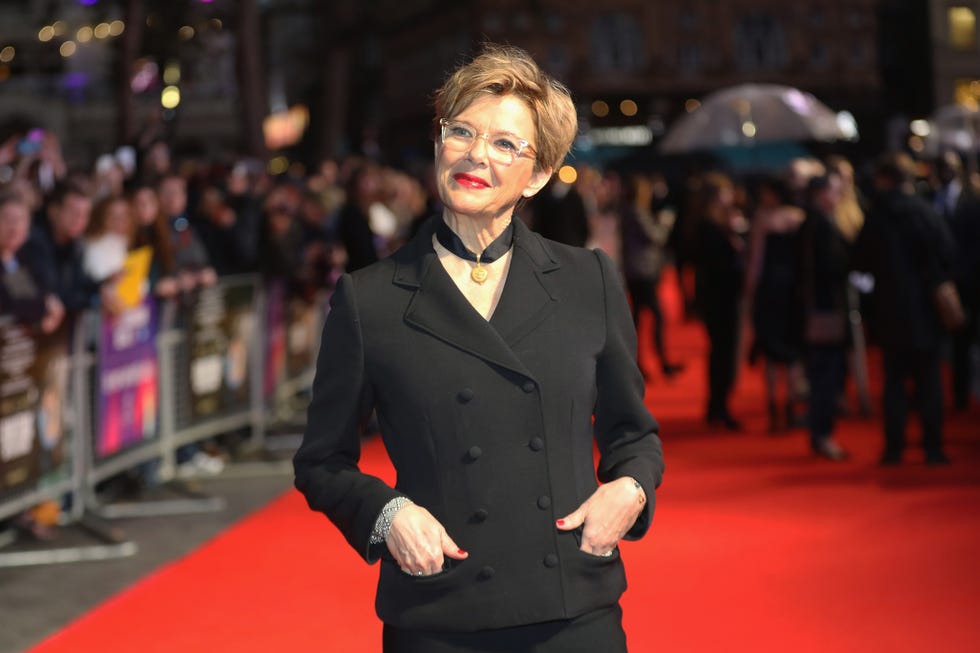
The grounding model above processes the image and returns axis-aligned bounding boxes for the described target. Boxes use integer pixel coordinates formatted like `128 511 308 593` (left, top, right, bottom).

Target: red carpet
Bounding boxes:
30 272 980 653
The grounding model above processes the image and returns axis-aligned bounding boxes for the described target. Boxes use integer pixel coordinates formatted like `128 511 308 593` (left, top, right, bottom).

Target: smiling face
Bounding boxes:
435 94 552 224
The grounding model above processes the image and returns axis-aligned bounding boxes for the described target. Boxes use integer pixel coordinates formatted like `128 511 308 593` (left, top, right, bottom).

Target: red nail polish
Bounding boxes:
458 549 467 555
556 519 565 526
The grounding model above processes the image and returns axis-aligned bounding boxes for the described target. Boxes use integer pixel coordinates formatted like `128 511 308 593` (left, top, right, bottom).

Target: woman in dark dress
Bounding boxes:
745 178 806 432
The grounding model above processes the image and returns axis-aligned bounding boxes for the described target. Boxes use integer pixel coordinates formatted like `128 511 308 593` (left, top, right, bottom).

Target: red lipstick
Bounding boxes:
453 173 490 189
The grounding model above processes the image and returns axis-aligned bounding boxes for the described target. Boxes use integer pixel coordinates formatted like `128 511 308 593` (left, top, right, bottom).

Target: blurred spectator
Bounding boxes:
797 172 851 461
258 181 308 289
157 174 217 293
694 172 747 431
20 181 101 315
826 155 865 244
586 168 623 268
855 153 954 464
82 195 136 313
307 158 346 218
92 154 127 201
530 175 589 247
932 152 980 411
336 161 383 272
196 185 256 276
620 173 684 380
745 176 806 432
0 192 64 332
130 183 181 298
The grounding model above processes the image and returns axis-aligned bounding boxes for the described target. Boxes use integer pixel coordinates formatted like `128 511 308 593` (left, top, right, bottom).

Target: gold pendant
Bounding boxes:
470 254 488 284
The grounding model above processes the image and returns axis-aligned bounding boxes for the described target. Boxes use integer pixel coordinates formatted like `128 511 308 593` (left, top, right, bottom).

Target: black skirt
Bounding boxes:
382 604 628 653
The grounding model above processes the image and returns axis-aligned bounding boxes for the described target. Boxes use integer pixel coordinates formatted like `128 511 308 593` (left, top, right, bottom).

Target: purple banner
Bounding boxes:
97 297 159 459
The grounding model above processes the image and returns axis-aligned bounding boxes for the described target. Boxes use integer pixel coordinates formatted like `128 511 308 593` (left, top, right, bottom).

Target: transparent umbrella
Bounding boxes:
923 103 980 155
660 83 858 153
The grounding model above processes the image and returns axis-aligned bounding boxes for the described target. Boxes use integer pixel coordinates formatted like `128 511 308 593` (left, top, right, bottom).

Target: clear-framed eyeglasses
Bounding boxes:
439 118 536 166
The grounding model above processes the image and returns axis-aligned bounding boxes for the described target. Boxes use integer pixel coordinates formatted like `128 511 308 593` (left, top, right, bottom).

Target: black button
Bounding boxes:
528 437 544 451
521 381 535 393
467 446 483 461
457 388 474 403
543 554 559 568
479 565 496 579
537 495 551 510
473 508 489 522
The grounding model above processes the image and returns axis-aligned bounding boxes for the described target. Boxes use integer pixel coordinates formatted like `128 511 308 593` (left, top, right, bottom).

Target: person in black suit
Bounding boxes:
797 173 852 461
933 152 980 411
856 152 954 464
693 172 746 431
293 44 663 653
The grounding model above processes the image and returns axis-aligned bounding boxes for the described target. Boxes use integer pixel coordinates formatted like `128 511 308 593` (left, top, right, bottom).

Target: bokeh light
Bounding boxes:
161 85 181 109
591 100 609 118
163 62 181 85
109 20 125 36
685 98 701 112
178 26 195 40
620 99 638 117
268 156 289 175
77 26 93 43
38 26 55 42
52 21 67 36
909 119 931 137
0 46 14 63
558 165 578 184
741 121 757 138
60 41 77 57
94 23 111 39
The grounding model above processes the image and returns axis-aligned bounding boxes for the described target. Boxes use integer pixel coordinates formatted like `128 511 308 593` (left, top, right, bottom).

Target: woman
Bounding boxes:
744 177 806 432
293 45 663 652
797 172 851 461
620 173 684 380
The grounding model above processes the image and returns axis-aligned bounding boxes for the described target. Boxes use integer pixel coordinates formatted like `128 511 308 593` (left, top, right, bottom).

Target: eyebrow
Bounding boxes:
450 119 527 140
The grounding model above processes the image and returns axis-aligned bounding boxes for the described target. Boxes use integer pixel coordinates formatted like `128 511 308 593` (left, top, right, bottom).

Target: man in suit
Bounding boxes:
857 152 954 465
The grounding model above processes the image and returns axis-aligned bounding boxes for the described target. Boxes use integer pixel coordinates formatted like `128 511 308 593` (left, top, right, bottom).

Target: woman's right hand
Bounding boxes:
386 504 468 576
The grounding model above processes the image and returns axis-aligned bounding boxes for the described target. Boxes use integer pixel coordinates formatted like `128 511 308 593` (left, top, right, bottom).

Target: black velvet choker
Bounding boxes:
435 218 514 264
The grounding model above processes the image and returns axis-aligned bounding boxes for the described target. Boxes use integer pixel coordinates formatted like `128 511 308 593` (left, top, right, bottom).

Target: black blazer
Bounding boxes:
293 216 664 632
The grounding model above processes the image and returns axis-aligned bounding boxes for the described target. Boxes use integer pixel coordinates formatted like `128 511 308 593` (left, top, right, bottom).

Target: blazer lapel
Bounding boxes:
395 218 534 379
489 220 561 346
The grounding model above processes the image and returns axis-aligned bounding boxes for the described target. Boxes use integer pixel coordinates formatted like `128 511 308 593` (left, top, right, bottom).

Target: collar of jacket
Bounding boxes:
392 215 560 286
391 215 561 378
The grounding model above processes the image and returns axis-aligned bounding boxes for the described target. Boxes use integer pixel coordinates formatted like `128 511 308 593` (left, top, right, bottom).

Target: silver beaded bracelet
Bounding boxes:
369 496 413 544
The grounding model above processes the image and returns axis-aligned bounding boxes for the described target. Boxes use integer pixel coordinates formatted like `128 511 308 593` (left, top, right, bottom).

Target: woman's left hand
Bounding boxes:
555 477 646 556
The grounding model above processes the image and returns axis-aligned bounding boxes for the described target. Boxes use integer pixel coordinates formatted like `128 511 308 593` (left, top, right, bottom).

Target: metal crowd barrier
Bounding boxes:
0 275 326 566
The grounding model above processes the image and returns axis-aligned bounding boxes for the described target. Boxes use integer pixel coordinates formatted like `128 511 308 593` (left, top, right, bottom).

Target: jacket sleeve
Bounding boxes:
292 273 401 562
591 248 665 540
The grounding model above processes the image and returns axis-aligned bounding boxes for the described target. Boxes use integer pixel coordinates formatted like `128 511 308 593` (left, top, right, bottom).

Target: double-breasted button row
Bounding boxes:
472 508 489 522
457 388 474 403
479 565 496 580
537 495 551 510
466 446 482 462
528 437 544 451
543 554 559 568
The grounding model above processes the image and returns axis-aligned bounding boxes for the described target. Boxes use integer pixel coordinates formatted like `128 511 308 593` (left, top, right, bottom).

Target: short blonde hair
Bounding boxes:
433 44 577 174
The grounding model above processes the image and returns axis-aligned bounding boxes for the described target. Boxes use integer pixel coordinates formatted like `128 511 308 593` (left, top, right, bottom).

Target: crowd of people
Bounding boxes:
1 120 977 537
